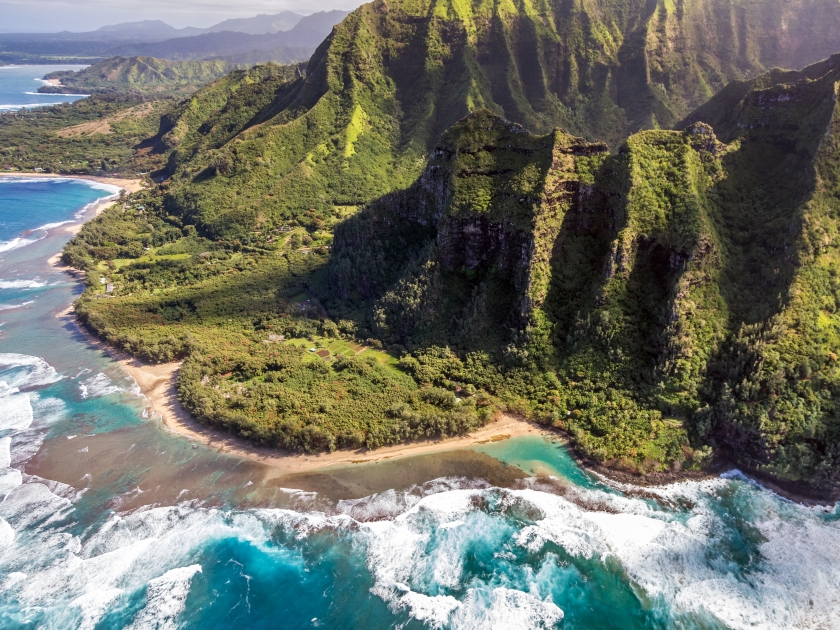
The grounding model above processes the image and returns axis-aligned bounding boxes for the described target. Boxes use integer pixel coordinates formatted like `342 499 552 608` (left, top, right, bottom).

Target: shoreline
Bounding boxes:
117 355 546 475
0 171 145 194
62 312 547 476
39 172 838 501
70 315 840 503
73 317 840 502
9 172 147 266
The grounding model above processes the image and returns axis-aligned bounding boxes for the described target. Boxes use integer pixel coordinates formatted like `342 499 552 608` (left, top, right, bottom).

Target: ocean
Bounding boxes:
0 176 838 629
0 65 89 112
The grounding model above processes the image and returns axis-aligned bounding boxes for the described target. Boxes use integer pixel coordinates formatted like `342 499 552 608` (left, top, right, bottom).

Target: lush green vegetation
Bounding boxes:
323 56 840 486
45 0 840 490
0 95 169 175
137 0 840 245
40 57 235 96
65 190 493 452
0 62 301 177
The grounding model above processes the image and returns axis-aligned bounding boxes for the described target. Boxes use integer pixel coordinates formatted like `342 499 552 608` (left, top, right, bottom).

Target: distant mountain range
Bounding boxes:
109 12 349 61
0 13 305 41
0 11 347 64
203 12 304 35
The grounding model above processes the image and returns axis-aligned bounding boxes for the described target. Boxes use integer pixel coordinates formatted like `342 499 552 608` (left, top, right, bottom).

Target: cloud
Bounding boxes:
0 0 363 32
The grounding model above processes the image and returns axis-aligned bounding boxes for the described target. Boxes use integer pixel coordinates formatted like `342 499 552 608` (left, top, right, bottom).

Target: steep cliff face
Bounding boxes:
329 51 840 488
675 55 840 486
155 0 840 239
328 110 609 346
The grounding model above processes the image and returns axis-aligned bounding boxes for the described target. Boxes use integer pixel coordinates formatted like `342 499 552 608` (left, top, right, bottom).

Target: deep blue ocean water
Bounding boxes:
0 65 89 112
0 178 838 629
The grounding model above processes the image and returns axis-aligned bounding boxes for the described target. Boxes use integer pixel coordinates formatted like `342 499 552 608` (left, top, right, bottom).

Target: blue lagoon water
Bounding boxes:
0 178 839 629
0 65 89 112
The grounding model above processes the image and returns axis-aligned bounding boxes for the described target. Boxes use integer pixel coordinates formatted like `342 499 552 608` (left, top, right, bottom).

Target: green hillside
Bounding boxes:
62 54 840 491
146 0 840 243
52 1 840 494
0 63 301 176
329 56 840 487
40 56 236 95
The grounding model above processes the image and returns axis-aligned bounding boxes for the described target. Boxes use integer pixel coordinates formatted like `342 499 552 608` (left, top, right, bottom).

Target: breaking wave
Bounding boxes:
0 280 46 289
0 471 837 628
78 373 122 399
0 354 838 628
0 236 41 254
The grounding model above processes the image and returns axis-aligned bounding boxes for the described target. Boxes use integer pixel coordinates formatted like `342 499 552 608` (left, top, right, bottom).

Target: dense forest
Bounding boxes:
33 0 840 493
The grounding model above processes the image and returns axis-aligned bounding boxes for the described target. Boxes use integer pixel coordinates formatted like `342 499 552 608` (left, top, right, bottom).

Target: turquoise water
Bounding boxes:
0 65 89 112
472 434 602 489
0 179 839 629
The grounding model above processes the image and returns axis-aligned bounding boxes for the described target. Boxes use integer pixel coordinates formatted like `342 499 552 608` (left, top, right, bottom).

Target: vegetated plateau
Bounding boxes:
13 0 840 496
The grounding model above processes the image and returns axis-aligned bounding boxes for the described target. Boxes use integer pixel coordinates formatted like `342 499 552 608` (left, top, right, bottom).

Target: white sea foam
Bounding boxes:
0 518 13 548
30 395 67 428
0 179 122 255
361 488 571 629
73 194 119 220
0 484 74 558
395 586 461 628
127 565 202 630
33 220 73 231
0 476 834 630
510 483 840 630
79 373 121 399
0 353 61 389
0 388 33 432
0 236 41 253
0 436 10 468
77 181 123 194
10 429 46 467
0 301 34 311
451 587 563 629
70 587 123 630
23 91 90 96
0 469 22 500
0 279 46 289
0 102 72 111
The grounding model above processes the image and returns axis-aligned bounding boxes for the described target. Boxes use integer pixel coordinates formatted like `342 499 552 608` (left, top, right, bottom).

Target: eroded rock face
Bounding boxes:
159 0 840 242
330 69 840 487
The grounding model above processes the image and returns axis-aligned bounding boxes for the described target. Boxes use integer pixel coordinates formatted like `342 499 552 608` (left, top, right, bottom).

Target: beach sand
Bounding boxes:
118 357 544 475
32 170 543 476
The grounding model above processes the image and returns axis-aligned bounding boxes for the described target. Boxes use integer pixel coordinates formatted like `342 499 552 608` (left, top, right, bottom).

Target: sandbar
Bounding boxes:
118 357 544 475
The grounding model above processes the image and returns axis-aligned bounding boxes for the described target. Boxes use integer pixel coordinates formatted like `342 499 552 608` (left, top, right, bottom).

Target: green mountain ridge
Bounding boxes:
148 0 840 243
328 52 840 487
40 56 236 96
46 1 840 494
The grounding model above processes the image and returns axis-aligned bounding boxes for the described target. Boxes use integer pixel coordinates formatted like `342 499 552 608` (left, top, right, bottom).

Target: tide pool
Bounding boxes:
0 178 838 629
472 434 601 489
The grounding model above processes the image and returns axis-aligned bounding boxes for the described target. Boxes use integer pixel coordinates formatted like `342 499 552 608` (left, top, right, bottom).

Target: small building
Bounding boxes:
105 283 114 294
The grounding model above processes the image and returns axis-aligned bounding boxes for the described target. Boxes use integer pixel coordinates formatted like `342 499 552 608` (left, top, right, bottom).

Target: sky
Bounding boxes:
0 0 364 32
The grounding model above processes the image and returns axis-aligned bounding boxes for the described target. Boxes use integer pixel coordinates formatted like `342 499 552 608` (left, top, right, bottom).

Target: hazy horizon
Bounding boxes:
0 0 363 33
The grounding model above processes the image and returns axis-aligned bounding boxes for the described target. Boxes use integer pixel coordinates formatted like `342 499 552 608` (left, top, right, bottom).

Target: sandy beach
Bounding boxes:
118 357 544 475
27 171 545 476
